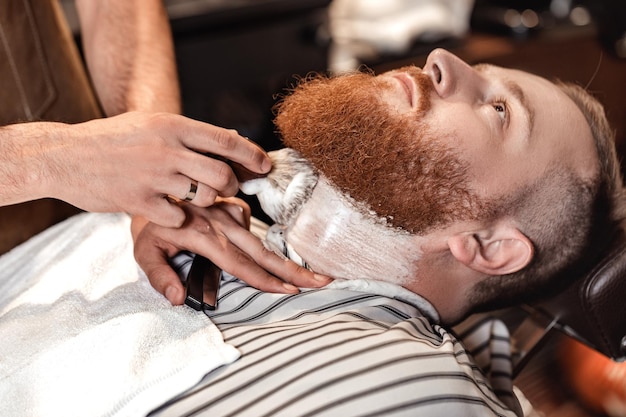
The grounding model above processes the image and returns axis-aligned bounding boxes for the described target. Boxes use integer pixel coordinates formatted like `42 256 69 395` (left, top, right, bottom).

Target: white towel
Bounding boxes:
0 212 239 417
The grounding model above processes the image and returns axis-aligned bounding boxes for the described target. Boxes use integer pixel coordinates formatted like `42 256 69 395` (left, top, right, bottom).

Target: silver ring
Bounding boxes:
183 179 198 202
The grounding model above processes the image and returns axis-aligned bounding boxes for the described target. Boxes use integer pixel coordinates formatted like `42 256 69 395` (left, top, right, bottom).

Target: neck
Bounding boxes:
285 178 424 286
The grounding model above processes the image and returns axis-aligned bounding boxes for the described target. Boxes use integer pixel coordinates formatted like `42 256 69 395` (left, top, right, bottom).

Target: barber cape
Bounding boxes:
152 272 526 417
0 213 530 417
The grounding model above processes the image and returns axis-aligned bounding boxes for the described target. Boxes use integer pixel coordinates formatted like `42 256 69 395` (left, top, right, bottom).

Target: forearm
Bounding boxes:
0 122 76 206
75 0 182 233
75 0 181 115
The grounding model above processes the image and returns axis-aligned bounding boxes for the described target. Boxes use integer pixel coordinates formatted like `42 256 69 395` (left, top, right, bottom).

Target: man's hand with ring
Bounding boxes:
43 112 272 228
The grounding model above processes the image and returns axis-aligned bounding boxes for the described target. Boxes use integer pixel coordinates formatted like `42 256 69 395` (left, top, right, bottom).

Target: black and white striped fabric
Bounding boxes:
150 272 523 417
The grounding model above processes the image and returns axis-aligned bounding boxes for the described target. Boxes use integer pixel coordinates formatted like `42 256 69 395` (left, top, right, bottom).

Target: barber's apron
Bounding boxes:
0 0 103 253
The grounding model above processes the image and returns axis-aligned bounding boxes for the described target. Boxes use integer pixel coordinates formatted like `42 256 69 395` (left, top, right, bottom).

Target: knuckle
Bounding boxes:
148 265 176 290
248 146 267 168
211 129 263 168
281 260 308 280
233 250 253 266
290 262 309 276
256 244 281 264
212 162 237 193
205 187 219 205
213 128 238 152
230 203 250 226
220 249 254 276
143 111 170 130
196 187 218 207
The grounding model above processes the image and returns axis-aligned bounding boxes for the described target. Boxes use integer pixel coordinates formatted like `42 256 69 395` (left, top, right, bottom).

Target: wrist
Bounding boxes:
38 122 86 203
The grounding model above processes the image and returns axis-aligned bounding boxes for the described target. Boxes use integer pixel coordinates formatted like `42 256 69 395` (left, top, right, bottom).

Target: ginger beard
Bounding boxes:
274 66 485 235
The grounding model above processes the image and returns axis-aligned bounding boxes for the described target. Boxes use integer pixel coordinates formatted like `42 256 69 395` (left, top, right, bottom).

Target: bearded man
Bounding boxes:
139 48 625 416
258 47 624 323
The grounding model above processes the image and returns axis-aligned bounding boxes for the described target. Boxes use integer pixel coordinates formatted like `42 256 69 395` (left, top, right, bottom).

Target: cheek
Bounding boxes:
427 102 484 147
427 103 509 195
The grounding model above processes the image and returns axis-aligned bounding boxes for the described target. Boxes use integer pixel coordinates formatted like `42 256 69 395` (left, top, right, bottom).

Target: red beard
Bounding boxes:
274 66 484 234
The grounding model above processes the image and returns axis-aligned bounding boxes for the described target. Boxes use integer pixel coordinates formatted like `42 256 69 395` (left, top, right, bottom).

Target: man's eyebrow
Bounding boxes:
473 63 535 140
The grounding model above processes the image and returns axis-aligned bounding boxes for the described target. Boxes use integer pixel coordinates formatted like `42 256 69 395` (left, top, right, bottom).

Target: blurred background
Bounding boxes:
58 0 626 161
57 1 626 415
60 0 626 225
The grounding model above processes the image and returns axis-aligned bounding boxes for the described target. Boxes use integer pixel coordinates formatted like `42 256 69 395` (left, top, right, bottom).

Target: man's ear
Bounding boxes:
447 224 534 276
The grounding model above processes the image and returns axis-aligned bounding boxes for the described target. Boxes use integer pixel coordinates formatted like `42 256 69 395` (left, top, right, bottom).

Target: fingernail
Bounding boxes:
165 286 179 304
282 282 299 293
314 274 332 282
261 157 272 173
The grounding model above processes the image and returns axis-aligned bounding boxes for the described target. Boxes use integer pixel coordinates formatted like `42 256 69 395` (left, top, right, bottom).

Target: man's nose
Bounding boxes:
423 48 482 101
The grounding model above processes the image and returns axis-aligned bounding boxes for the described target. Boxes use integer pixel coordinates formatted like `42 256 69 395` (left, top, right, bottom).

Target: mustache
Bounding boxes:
395 65 435 116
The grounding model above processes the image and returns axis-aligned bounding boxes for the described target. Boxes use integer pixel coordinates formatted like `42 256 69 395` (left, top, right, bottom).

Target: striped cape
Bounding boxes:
151 269 522 417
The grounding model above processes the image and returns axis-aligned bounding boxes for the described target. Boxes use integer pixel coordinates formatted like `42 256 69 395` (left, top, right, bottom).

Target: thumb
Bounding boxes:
145 261 187 305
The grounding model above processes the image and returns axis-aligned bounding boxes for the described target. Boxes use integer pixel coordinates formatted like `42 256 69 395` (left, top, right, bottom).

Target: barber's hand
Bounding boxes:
131 198 332 305
49 111 271 228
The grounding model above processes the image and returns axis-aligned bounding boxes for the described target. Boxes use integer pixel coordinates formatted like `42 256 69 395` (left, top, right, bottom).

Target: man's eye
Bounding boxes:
493 101 508 122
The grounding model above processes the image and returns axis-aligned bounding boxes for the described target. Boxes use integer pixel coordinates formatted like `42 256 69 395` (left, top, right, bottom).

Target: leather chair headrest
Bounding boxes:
533 228 626 361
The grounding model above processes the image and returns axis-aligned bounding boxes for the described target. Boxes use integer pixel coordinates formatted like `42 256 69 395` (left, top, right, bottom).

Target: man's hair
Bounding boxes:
469 82 626 312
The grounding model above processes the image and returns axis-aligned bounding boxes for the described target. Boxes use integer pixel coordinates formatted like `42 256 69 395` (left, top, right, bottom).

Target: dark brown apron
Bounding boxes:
0 0 102 253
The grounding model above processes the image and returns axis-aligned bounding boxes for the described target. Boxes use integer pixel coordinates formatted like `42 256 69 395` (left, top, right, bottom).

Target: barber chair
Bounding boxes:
512 227 626 374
